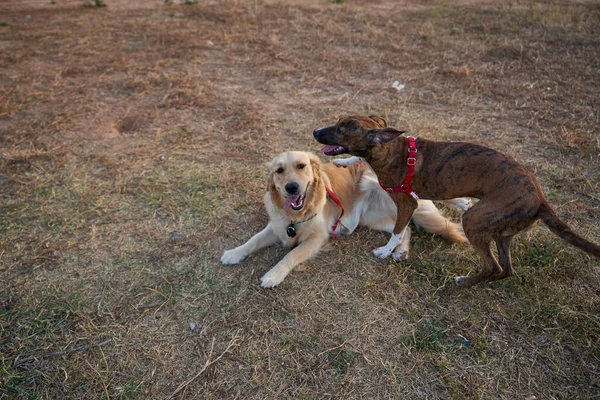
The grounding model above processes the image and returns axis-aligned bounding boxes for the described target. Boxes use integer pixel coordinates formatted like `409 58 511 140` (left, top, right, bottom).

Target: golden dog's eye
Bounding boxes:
276 167 284 174
297 163 305 169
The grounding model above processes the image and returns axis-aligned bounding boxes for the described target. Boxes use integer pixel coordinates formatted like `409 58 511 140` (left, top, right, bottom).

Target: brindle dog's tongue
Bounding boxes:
320 145 339 154
284 194 301 211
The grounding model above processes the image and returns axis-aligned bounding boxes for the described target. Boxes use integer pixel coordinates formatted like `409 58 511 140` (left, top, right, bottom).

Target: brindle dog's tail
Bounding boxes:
538 202 600 258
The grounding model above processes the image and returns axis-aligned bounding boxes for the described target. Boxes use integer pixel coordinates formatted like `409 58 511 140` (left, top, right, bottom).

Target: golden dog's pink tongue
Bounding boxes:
284 195 301 211
320 145 338 154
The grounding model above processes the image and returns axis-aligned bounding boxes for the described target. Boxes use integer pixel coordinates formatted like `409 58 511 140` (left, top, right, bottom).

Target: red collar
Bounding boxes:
379 136 419 200
325 187 344 238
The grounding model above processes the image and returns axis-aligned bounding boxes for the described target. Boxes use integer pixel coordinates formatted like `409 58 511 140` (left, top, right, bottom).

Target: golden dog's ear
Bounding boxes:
265 160 276 192
309 153 321 169
309 153 321 183
366 128 405 145
267 171 275 192
368 115 387 128
265 159 275 171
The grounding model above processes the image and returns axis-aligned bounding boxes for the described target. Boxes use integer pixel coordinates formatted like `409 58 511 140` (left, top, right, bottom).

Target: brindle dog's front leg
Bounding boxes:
372 195 418 259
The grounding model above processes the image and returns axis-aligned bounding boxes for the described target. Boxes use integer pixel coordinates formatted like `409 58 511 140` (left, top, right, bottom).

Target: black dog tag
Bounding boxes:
286 223 296 238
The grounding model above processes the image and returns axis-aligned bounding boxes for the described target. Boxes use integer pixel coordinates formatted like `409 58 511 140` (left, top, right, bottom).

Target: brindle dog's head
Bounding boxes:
313 115 405 157
266 151 323 215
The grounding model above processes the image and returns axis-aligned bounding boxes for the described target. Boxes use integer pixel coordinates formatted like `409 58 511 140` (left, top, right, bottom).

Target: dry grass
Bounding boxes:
1 0 599 398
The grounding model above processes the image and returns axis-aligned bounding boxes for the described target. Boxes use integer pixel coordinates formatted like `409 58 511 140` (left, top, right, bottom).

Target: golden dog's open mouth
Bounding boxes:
320 144 348 156
284 193 305 211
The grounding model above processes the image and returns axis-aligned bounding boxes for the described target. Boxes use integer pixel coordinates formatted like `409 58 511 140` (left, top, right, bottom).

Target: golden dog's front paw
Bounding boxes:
220 249 246 265
260 267 287 288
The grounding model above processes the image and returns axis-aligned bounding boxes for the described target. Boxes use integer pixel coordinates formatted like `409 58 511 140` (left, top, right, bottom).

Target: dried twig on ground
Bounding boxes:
13 338 113 370
165 332 242 400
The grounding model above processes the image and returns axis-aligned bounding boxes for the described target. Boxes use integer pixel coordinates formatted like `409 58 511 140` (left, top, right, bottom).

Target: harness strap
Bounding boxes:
379 136 419 200
325 187 344 238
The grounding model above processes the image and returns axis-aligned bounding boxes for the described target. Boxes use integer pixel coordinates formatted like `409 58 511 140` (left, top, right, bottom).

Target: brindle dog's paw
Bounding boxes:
455 276 468 286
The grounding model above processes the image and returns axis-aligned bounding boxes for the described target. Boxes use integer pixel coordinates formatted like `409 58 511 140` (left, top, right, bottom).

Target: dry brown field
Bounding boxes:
1 0 599 398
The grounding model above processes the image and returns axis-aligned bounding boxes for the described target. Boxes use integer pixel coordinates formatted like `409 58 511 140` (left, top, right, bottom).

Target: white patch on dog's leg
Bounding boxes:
455 276 467 286
333 156 363 168
373 227 407 259
393 226 411 261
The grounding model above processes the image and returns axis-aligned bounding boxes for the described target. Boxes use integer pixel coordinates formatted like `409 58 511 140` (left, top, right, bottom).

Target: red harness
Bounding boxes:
379 136 420 200
325 187 344 238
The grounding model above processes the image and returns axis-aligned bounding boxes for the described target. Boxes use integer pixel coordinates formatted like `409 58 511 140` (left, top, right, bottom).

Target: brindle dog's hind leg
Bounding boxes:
455 237 502 287
487 235 515 282
455 202 503 287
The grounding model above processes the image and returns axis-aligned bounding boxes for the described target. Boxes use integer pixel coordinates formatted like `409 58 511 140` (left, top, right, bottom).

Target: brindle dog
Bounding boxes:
313 115 600 287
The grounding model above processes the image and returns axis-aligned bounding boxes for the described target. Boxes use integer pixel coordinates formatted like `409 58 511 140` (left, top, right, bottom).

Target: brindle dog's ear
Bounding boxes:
368 115 387 128
366 128 406 145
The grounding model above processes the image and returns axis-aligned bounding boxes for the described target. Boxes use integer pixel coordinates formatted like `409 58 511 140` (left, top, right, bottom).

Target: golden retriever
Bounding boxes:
221 151 470 288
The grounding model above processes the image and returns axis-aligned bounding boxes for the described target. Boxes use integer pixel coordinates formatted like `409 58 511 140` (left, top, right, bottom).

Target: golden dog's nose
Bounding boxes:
285 182 300 195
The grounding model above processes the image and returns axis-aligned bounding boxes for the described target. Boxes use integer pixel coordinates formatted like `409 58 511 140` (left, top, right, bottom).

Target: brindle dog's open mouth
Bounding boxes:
320 145 348 156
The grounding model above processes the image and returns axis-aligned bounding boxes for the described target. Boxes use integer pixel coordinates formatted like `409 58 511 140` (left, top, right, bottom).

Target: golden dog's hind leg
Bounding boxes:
260 235 328 288
221 223 280 265
411 200 467 243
